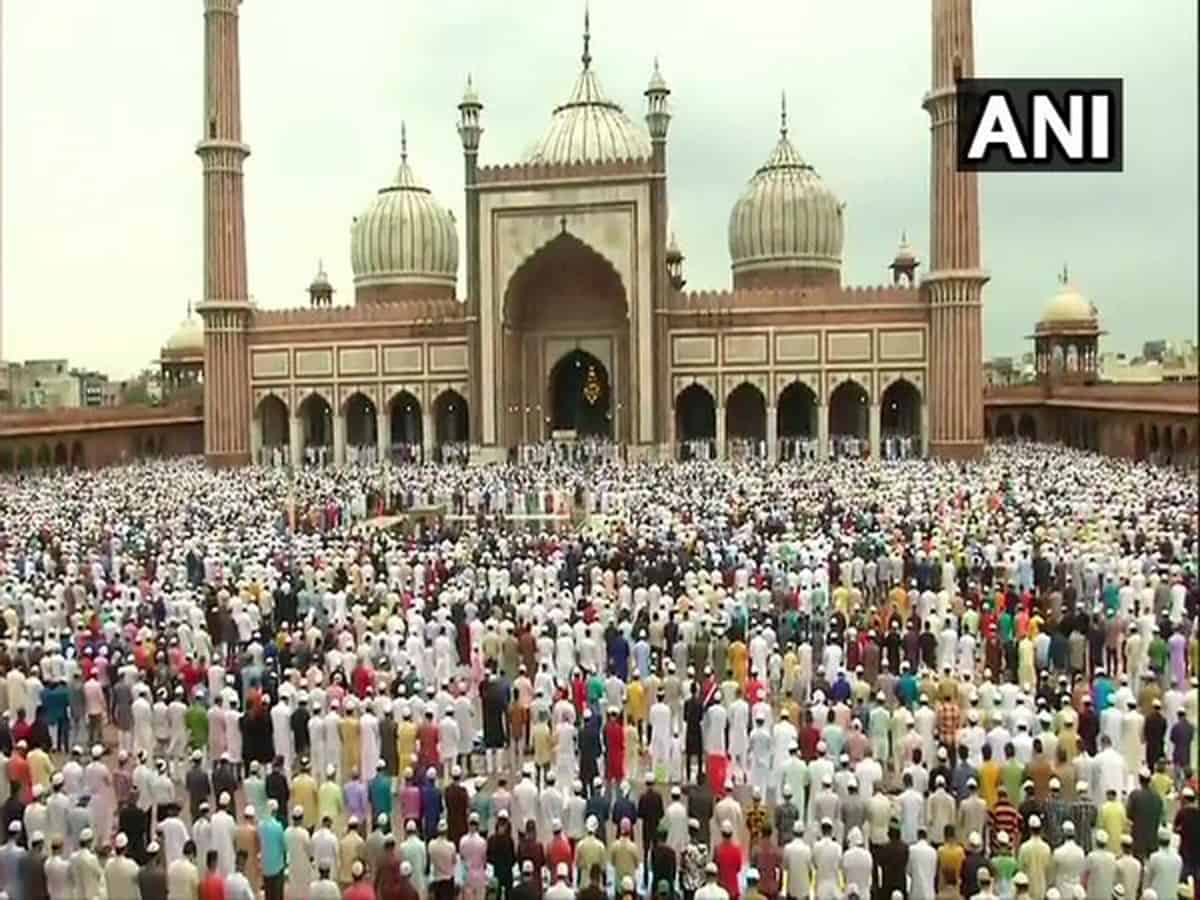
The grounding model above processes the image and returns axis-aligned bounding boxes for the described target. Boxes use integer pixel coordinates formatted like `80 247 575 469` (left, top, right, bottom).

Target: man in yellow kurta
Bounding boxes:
625 674 648 741
293 758 320 829
397 707 419 774
1098 788 1128 852
729 639 749 685
1016 816 1052 900
341 701 363 781
319 763 346 832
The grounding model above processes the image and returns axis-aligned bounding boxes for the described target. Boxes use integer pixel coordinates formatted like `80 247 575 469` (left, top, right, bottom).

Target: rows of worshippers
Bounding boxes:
0 445 1194 900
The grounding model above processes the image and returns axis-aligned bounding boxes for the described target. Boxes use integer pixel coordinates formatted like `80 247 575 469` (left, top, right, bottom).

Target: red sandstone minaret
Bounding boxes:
924 0 988 460
196 0 252 466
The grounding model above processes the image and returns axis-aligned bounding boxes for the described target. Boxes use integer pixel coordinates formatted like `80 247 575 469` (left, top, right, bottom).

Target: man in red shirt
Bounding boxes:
344 859 378 900
198 849 225 900
714 819 744 900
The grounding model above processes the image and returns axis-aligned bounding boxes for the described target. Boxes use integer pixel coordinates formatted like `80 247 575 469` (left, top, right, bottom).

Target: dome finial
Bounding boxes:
582 1 592 70
186 298 192 319
780 90 788 139
1060 262 1069 285
401 121 408 163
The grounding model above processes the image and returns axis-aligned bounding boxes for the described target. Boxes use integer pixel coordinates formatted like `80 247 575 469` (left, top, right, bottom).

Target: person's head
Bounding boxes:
184 840 197 860
206 849 219 871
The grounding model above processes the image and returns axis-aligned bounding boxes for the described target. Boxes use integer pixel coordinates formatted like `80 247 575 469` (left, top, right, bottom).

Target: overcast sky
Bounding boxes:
2 1 1195 378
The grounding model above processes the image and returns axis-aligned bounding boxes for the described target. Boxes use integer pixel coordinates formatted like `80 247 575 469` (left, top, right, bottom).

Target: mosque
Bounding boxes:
171 0 988 467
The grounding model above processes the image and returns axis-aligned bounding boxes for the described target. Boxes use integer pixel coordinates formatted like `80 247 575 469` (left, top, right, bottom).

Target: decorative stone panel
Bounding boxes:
338 347 378 376
385 383 426 406
429 343 468 373
826 331 873 363
878 329 925 361
383 345 424 375
722 333 768 365
672 373 717 403
672 335 717 366
294 349 333 377
826 370 873 403
774 372 821 403
722 373 769 404
775 332 820 364
251 350 289 379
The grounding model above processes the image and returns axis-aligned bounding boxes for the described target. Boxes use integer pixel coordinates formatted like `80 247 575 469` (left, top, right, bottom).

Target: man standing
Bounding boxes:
259 801 287 900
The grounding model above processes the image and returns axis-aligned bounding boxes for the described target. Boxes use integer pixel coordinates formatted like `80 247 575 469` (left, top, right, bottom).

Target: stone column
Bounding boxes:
289 415 303 468
921 401 930 457
817 403 829 460
422 407 435 461
249 413 262 465
869 402 881 460
715 406 726 460
766 406 778 462
377 406 391 462
333 412 347 466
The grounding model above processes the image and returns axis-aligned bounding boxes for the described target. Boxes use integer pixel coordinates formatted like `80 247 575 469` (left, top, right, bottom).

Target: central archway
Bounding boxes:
503 232 629 446
880 379 921 459
675 384 715 460
828 380 868 457
778 381 818 461
725 382 766 459
549 349 612 438
299 393 333 463
257 394 289 463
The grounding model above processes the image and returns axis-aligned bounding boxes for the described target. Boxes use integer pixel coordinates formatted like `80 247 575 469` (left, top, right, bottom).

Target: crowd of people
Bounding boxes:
0 443 1196 900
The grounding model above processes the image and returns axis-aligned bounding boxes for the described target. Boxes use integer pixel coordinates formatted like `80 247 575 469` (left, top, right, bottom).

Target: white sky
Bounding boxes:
2 1 1196 379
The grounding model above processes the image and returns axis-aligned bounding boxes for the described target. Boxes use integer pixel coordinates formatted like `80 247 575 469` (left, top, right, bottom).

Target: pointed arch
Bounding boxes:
53 443 68 466
725 381 767 442
995 413 1015 440
433 389 469 447
257 394 290 449
1017 413 1037 441
503 231 628 328
778 380 818 438
389 390 423 448
343 391 378 448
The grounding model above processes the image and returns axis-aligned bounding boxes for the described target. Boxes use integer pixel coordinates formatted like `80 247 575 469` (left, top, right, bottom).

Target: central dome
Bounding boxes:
350 125 458 303
728 99 844 289
522 19 651 166
1041 279 1096 324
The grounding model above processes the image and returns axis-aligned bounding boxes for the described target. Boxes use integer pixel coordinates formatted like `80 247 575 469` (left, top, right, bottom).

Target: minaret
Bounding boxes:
458 75 483 453
196 0 252 466
644 56 671 450
308 260 333 308
924 0 988 459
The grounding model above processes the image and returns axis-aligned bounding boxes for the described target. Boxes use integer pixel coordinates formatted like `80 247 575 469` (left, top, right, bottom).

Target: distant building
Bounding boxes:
0 359 81 410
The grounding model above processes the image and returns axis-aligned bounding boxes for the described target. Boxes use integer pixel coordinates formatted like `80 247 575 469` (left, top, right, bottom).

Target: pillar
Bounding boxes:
920 401 930 457
333 412 346 465
817 403 829 460
377 406 391 461
766 406 778 462
869 402 881 460
715 406 726 460
289 415 303 468
422 407 435 461
924 0 988 461
249 413 262 464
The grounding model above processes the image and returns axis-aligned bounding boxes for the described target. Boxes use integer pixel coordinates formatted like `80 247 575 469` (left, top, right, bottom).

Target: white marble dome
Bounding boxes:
522 46 651 166
350 130 458 293
1041 281 1095 323
163 312 203 354
728 112 844 281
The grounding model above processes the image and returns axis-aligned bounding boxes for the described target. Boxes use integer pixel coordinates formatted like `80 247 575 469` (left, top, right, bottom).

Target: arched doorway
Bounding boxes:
0 448 12 472
389 392 423 462
1017 413 1037 441
16 447 33 471
299 392 333 465
725 383 766 459
995 413 1015 441
828 380 868 458
1148 424 1160 461
549 349 612 438
778 381 818 461
434 390 469 462
257 394 289 464
343 393 378 463
504 232 628 446
53 443 67 467
70 441 84 468
36 444 51 468
880 379 921 459
1134 424 1147 461
675 384 715 460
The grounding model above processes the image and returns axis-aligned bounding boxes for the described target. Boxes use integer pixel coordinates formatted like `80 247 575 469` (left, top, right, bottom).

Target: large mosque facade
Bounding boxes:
179 0 988 467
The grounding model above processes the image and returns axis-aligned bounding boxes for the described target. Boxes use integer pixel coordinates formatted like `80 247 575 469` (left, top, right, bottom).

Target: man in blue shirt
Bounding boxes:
259 798 288 900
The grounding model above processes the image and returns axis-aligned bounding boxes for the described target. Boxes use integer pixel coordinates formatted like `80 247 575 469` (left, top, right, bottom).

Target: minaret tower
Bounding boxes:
196 0 252 466
458 75 484 455
644 55 671 451
923 0 988 460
